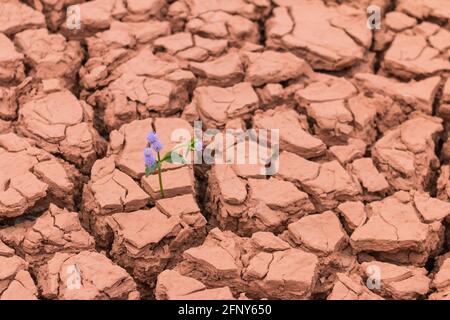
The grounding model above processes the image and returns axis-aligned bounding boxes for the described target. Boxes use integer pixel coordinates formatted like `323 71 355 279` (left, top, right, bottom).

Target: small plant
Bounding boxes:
144 131 202 199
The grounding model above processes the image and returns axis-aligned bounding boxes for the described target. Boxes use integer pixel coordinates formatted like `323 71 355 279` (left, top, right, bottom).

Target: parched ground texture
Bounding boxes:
0 0 450 300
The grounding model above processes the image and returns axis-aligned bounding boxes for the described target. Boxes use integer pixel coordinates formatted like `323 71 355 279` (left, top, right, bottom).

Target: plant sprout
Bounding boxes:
144 132 202 199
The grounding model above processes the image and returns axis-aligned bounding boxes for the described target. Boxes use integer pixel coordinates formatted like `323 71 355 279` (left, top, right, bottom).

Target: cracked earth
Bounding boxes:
1 0 450 300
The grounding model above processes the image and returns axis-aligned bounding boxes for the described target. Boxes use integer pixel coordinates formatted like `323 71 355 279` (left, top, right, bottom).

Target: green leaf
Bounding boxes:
145 166 151 177
161 151 172 162
145 162 158 177
184 138 196 156
189 138 197 150
167 152 186 164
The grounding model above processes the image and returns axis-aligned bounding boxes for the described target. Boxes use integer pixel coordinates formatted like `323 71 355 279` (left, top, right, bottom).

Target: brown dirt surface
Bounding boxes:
1 0 450 300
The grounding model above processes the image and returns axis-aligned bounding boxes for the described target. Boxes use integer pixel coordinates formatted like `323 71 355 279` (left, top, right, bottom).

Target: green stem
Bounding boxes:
157 152 165 198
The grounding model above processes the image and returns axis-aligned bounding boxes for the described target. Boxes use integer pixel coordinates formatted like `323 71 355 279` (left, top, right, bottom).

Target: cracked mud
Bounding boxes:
1 0 450 300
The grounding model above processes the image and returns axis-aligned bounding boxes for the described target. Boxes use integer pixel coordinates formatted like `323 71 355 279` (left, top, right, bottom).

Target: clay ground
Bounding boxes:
1 0 450 300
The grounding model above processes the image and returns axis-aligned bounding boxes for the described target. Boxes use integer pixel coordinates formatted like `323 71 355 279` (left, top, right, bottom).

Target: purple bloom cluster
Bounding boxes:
144 147 155 167
152 140 163 152
144 132 163 168
147 132 158 144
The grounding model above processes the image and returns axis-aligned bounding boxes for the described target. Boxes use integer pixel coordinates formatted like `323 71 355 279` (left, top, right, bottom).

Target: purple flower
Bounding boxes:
152 140 163 152
144 147 153 157
194 140 203 151
144 148 156 167
147 132 159 144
